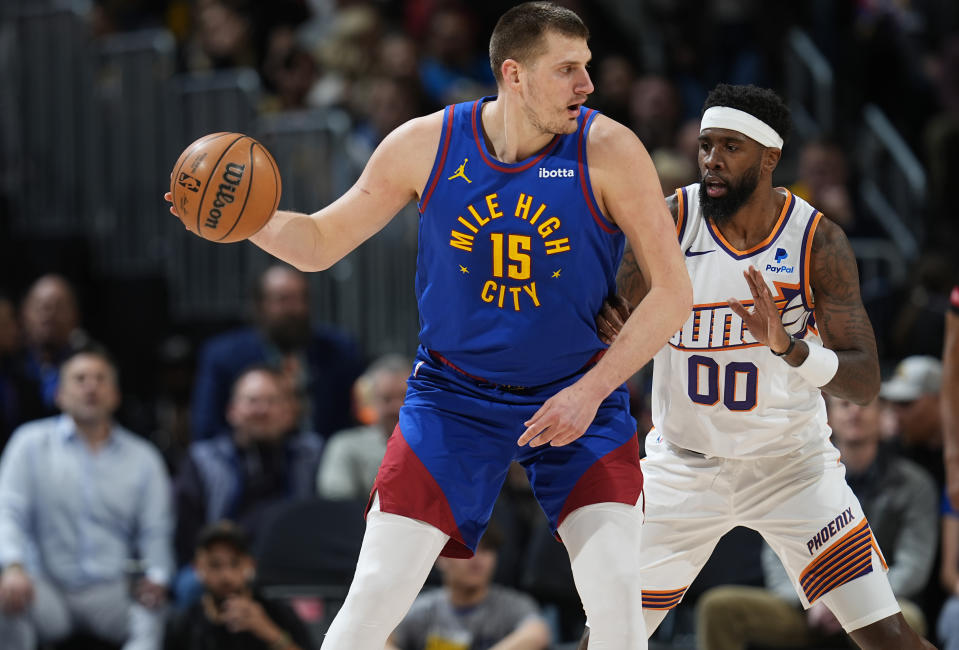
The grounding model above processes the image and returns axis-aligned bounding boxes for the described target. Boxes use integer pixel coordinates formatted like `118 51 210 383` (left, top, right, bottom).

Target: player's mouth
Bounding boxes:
566 101 584 116
703 175 728 198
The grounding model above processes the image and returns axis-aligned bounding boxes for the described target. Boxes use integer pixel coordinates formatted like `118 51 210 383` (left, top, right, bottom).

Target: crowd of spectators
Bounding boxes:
1 0 959 649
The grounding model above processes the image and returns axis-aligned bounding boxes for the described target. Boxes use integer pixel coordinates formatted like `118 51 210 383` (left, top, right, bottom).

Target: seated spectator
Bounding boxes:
417 6 496 107
0 346 173 649
19 274 87 414
316 354 409 500
881 355 945 488
191 264 362 441
0 292 43 450
387 524 550 650
165 521 314 650
696 394 937 648
175 366 323 603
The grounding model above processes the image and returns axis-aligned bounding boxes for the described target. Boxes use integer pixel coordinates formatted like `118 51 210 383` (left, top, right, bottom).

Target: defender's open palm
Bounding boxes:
728 265 790 353
517 383 602 448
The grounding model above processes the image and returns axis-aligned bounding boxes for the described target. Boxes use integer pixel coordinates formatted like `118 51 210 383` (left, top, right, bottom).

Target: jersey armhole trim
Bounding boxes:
418 104 455 214
578 109 618 234
676 187 688 242
800 211 822 310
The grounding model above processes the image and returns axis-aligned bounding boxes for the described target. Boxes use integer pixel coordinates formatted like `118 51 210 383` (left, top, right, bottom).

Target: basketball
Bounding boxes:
170 132 282 243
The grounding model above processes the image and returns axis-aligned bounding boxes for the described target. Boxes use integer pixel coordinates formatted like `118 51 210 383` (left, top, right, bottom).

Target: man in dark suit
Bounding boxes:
191 264 362 441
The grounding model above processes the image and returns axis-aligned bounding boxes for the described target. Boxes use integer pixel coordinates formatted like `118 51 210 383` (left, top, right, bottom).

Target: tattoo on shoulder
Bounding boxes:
811 219 858 303
665 193 679 226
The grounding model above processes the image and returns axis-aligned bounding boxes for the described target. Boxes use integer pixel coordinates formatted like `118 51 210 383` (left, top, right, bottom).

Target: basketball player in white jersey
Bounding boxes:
584 84 935 649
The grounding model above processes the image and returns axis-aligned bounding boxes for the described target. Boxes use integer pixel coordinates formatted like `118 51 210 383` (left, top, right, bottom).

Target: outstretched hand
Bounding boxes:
596 295 632 345
728 265 790 354
517 382 603 448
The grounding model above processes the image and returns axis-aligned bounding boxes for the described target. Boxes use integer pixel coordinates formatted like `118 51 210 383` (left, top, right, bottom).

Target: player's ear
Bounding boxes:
502 59 521 88
762 147 782 175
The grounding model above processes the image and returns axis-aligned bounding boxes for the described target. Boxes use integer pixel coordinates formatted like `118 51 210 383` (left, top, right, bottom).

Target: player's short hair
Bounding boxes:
702 84 792 146
489 2 589 84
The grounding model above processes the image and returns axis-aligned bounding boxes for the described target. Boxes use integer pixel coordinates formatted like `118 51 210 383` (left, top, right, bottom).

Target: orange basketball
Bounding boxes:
170 132 281 243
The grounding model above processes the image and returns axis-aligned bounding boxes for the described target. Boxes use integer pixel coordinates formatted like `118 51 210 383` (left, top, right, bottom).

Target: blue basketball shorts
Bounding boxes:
367 347 643 558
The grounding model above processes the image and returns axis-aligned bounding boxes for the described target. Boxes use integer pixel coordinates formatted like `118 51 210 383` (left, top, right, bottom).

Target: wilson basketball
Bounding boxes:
170 132 281 243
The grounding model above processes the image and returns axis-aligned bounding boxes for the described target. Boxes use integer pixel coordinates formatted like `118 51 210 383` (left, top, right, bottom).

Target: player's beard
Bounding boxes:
699 160 762 226
522 86 577 136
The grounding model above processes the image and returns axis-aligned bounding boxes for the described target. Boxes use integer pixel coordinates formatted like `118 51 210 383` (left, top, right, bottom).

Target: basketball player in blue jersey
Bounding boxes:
585 84 934 649
167 3 691 648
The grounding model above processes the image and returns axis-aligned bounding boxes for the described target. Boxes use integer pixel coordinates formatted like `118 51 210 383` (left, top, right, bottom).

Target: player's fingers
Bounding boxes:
550 427 585 447
518 421 551 446
609 294 633 321
164 192 172 202
728 297 749 319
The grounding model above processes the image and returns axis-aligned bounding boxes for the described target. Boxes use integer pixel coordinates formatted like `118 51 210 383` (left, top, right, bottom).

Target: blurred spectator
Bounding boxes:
925 33 959 247
589 54 636 126
183 0 258 72
191 264 362 441
789 137 863 236
651 148 697 198
348 75 428 159
418 6 496 108
260 25 320 112
628 74 682 152
697 394 937 648
881 355 945 489
0 347 173 649
174 366 323 603
0 293 43 450
316 354 409 500
165 521 314 650
152 335 196 467
675 117 703 174
377 31 420 81
387 524 550 650
309 5 384 109
19 274 87 414
886 253 953 360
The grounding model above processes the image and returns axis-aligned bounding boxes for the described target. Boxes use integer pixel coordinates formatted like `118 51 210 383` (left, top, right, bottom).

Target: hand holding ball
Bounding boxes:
169 133 281 243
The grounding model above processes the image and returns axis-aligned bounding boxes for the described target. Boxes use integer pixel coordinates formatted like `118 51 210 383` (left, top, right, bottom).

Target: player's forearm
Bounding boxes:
820 348 880 404
249 210 331 272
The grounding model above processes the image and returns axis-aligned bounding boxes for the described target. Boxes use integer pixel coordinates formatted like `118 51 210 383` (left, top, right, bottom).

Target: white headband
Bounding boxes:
700 106 784 149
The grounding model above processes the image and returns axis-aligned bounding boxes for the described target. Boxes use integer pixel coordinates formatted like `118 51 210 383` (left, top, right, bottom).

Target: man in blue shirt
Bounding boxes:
0 346 173 649
190 264 362 441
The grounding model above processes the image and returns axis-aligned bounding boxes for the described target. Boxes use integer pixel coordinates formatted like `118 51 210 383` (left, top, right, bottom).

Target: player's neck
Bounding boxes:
717 185 785 250
481 96 555 164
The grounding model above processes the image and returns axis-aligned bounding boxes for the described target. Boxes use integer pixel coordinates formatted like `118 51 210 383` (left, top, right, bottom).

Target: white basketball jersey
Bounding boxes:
651 183 830 458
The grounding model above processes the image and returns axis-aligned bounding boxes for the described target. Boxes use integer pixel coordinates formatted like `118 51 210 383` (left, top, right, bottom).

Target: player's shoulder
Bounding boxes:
585 113 644 158
665 191 680 224
385 109 446 148
809 209 851 259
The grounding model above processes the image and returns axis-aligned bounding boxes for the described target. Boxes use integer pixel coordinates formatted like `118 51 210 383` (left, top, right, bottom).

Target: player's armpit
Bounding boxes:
809 218 880 404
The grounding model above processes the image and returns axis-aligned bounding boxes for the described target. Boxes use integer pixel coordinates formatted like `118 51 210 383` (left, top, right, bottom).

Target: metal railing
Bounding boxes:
784 28 834 140
857 104 926 261
6 4 421 356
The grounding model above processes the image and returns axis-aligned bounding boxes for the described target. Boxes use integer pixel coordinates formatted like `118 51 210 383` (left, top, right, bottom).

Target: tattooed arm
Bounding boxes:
616 193 679 305
597 194 678 343
799 218 880 403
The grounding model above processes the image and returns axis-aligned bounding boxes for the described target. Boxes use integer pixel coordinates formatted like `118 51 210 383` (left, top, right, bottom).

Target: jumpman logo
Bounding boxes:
448 158 472 183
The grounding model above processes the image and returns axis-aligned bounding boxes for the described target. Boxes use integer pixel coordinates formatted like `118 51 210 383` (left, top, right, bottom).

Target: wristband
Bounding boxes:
771 335 796 357
793 339 839 387
950 286 959 314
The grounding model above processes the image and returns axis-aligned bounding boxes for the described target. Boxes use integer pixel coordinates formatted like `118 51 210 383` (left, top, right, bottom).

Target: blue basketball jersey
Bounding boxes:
416 97 624 386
